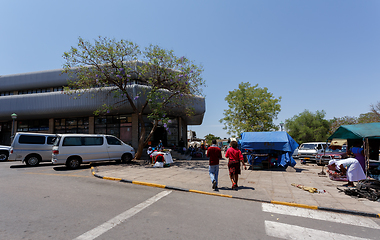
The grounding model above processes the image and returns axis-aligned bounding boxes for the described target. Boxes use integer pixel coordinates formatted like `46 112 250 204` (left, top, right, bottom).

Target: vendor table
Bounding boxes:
151 151 173 164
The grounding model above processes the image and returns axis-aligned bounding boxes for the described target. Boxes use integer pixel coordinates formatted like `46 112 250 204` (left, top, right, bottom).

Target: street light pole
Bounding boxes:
279 121 284 131
11 113 17 143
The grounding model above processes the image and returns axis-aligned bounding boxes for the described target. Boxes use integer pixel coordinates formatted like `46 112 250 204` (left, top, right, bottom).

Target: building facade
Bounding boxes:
0 69 205 148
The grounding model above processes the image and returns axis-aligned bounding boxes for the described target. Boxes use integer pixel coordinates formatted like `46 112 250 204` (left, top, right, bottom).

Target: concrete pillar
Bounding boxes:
49 118 54 133
89 117 94 134
131 113 139 149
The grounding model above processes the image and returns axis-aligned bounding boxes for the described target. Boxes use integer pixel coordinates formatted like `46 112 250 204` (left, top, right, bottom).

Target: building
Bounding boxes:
0 69 205 148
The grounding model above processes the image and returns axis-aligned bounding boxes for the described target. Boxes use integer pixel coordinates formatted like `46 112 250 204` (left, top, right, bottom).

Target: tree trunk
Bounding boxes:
134 116 158 160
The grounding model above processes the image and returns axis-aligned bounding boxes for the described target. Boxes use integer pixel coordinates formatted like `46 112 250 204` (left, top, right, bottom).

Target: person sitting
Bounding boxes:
327 158 366 187
153 153 165 168
147 147 154 163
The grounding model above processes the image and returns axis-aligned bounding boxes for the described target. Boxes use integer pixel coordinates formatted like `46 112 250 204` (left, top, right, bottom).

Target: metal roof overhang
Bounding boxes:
0 85 205 125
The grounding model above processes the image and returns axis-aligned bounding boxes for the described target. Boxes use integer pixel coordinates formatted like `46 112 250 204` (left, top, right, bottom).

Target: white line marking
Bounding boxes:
262 203 380 229
74 190 172 240
265 220 369 240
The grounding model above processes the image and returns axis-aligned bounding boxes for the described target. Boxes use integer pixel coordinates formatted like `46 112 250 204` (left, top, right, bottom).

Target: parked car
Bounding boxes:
292 147 299 159
8 132 57 166
297 142 328 163
316 145 347 166
0 145 11 161
52 134 135 169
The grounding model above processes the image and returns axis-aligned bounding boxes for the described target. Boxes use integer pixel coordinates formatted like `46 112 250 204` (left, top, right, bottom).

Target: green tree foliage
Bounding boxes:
62 36 204 159
204 134 220 146
329 112 379 134
219 82 281 136
285 110 330 144
329 116 358 134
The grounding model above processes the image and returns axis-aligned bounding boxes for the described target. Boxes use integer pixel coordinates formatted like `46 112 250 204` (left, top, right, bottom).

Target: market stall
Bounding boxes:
239 131 299 169
327 122 380 177
151 150 173 164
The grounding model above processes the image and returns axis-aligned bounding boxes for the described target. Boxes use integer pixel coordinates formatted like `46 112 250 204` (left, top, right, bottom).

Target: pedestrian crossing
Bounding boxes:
262 203 380 240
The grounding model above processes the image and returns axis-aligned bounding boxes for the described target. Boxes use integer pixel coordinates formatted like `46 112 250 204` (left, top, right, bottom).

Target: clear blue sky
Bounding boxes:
1 0 379 139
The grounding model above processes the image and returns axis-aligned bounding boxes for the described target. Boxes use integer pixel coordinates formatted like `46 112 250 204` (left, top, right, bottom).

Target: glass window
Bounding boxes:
106 136 121 145
62 137 82 146
19 135 46 144
83 137 103 146
47 137 56 145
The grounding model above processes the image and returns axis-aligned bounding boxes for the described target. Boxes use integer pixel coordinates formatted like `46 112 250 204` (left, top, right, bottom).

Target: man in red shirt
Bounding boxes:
206 139 222 190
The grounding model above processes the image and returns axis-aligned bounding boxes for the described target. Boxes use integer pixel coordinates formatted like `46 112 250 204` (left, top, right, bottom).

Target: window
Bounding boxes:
83 137 103 146
106 136 121 145
62 137 104 146
62 137 82 146
19 135 46 144
47 137 56 145
54 117 89 134
95 115 132 144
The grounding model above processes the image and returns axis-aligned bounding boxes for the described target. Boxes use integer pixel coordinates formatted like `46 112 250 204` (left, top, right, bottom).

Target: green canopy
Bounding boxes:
327 122 380 140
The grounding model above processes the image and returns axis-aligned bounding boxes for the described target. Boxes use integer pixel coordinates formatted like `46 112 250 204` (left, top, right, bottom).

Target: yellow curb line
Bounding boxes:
189 189 233 198
103 176 123 181
271 200 318 210
132 181 166 189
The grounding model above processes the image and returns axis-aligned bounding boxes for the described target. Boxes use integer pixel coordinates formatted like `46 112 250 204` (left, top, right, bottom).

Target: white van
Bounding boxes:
8 132 57 166
52 134 135 169
297 142 327 163
0 145 11 161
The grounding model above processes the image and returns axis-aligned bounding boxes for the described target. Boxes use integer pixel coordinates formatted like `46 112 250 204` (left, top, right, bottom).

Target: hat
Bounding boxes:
148 147 152 149
328 160 337 166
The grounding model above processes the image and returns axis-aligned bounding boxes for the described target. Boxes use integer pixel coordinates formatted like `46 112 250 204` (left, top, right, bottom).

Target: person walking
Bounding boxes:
207 139 222 190
225 140 246 190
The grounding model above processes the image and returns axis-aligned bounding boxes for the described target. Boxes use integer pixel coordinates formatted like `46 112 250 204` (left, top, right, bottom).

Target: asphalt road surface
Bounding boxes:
1 161 380 240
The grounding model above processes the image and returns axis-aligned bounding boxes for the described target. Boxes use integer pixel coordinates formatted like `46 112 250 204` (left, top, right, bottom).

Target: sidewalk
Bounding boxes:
91 158 380 217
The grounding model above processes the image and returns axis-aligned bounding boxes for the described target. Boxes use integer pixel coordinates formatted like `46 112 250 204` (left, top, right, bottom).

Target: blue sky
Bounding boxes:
1 0 379 139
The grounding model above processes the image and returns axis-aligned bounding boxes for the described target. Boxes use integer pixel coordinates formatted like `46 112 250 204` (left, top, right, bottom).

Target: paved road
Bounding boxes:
1 161 379 239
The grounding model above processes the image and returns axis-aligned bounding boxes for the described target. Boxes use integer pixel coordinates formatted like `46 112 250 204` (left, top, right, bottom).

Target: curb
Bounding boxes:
90 167 380 219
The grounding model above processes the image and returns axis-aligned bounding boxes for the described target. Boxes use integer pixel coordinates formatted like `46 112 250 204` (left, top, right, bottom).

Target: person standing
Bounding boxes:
349 143 365 172
225 140 246 190
157 140 163 151
207 139 222 190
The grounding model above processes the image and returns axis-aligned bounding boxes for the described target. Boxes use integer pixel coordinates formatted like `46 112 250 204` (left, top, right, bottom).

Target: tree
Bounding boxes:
285 110 330 144
63 36 204 159
329 112 379 134
219 82 281 137
204 134 220 146
370 101 380 121
358 112 380 123
329 116 358 134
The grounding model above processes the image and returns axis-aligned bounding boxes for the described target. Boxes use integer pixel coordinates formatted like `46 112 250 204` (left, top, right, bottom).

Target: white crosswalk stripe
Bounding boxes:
265 221 369 240
262 203 380 229
262 203 380 240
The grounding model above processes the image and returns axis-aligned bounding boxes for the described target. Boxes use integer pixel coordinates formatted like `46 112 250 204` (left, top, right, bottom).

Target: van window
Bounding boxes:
19 135 45 144
47 137 56 145
83 137 103 146
106 136 121 145
63 137 82 146
62 137 104 146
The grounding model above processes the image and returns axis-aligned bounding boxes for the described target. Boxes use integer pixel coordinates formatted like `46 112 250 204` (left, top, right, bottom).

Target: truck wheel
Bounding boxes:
25 155 40 166
66 157 81 169
121 153 133 163
0 152 8 161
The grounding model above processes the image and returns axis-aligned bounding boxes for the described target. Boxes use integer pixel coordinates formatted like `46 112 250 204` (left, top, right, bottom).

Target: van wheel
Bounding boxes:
25 155 40 166
121 154 132 163
66 158 81 169
0 152 8 161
